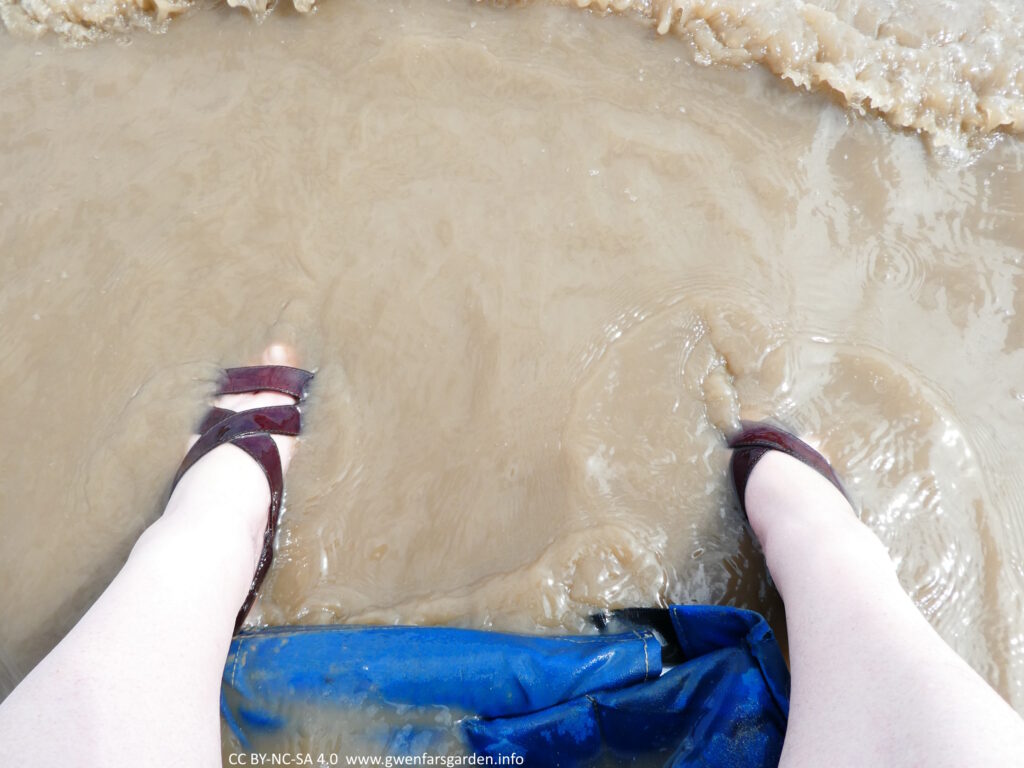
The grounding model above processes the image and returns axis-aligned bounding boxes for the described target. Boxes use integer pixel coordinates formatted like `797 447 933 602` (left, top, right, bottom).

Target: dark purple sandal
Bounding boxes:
728 420 848 519
171 365 314 633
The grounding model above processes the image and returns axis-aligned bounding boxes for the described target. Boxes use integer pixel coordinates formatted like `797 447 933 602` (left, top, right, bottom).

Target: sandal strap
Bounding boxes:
728 421 848 518
172 404 302 490
218 366 314 400
197 406 235 435
171 403 303 632
231 431 285 632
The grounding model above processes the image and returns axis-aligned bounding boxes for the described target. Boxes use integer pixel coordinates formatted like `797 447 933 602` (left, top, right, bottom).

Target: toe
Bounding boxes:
261 343 299 369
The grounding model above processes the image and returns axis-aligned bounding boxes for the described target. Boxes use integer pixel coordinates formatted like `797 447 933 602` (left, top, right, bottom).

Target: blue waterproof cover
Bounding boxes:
221 605 790 766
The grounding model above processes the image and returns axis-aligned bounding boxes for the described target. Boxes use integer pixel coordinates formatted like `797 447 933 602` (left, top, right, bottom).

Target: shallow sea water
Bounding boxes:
1 0 1024 757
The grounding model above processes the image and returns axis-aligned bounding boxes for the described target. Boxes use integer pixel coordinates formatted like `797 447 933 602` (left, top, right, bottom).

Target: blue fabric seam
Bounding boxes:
746 634 789 718
635 630 652 680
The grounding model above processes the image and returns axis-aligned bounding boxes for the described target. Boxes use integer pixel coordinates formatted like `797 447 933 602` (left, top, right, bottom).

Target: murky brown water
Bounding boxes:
2 0 1024 757
6 0 1024 153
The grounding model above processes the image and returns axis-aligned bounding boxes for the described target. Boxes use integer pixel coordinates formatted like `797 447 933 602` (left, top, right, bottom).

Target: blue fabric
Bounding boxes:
221 605 789 766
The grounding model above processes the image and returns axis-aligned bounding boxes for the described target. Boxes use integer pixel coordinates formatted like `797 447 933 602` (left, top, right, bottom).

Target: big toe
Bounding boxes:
262 343 299 368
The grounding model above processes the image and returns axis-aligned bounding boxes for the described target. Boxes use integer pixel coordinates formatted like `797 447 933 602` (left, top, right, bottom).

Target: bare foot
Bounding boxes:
165 343 305 580
742 449 896 603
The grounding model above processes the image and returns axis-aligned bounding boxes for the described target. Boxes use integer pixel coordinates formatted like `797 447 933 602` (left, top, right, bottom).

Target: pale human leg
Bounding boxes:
0 344 304 768
744 450 1024 768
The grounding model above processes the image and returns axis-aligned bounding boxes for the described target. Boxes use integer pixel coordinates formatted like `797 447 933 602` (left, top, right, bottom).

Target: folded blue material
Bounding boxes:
221 605 789 767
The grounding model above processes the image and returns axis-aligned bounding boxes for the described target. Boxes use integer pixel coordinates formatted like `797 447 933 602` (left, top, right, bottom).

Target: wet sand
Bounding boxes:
1 0 1024 755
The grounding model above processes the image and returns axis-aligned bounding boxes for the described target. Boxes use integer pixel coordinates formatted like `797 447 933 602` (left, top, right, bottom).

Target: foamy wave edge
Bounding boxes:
575 0 1023 153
